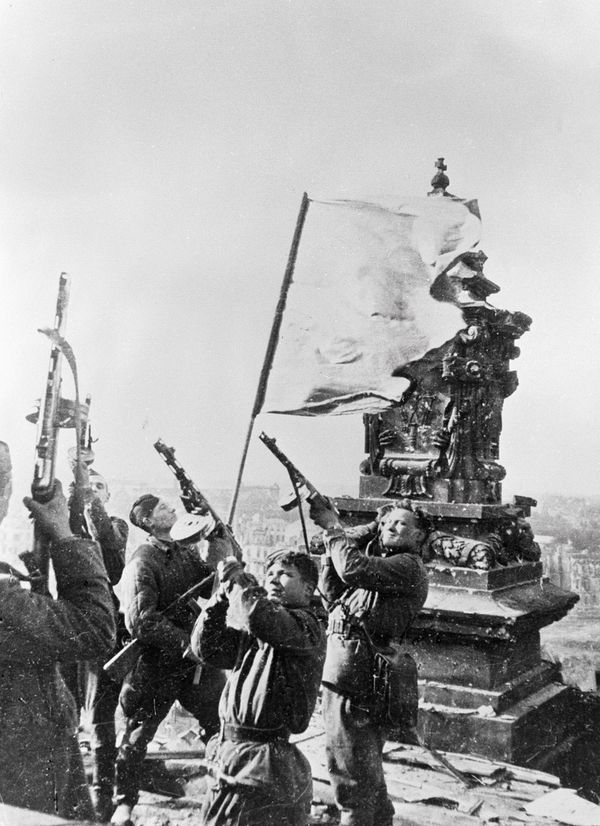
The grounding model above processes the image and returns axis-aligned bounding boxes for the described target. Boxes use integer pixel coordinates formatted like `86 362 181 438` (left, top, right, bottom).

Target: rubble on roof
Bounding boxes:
109 723 600 826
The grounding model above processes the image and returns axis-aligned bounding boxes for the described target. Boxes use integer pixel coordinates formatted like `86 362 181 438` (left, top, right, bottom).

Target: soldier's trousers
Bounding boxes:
200 736 312 826
114 657 224 807
62 658 121 797
83 659 121 795
201 784 310 826
322 685 395 826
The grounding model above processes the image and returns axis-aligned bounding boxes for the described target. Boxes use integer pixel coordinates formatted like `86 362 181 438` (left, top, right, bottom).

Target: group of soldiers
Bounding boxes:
0 438 429 826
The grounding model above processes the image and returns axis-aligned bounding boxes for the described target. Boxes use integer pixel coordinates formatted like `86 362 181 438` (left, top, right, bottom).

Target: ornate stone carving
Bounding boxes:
361 252 531 510
354 162 541 568
425 530 498 570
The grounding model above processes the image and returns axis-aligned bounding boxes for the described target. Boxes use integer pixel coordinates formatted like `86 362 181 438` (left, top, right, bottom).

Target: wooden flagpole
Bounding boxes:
227 192 310 525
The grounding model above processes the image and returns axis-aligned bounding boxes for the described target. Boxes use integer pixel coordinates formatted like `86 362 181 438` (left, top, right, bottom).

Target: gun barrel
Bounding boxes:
259 430 334 515
32 273 70 498
258 431 299 477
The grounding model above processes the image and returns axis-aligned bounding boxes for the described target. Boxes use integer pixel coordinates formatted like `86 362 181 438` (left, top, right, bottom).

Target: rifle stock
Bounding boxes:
103 572 214 681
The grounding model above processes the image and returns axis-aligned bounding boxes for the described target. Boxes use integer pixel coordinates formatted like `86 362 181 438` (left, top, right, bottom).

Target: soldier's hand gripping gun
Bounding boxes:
153 438 243 561
258 431 337 514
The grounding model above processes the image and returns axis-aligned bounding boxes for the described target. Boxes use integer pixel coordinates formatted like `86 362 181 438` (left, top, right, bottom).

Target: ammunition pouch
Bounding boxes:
325 612 419 733
372 643 419 730
322 632 372 697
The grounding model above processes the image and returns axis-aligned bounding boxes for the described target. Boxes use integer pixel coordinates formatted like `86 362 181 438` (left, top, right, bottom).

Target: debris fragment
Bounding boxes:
524 788 600 826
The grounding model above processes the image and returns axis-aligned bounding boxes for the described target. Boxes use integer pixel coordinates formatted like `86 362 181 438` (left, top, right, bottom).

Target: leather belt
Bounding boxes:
222 723 290 744
328 619 390 648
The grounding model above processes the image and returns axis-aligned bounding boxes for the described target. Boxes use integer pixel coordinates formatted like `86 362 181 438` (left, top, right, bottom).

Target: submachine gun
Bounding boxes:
103 440 243 682
20 273 91 592
153 438 243 560
258 431 335 512
258 431 338 553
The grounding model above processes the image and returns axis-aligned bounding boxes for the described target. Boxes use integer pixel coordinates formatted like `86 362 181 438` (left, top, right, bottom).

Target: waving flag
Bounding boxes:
260 195 481 416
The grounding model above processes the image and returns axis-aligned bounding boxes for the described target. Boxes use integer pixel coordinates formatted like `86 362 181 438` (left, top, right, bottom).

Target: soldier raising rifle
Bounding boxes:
310 497 429 826
111 442 231 826
0 451 116 821
0 275 116 821
190 549 325 826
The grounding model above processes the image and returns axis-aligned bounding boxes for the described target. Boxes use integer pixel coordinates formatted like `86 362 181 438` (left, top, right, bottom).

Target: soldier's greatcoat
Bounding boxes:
0 537 116 820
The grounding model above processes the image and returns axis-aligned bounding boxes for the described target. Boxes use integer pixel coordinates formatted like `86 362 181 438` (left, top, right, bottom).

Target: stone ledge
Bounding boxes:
418 682 574 765
419 661 562 712
334 495 511 520
426 562 543 590
412 579 579 639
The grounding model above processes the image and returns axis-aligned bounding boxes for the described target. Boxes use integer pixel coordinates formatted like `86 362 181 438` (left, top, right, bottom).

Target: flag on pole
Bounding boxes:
261 195 481 416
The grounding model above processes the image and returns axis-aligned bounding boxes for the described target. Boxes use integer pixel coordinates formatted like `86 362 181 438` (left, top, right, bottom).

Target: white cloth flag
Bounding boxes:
262 196 481 416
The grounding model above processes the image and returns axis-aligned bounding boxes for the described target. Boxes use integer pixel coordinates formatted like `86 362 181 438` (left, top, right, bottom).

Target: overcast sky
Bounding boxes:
1 0 599 512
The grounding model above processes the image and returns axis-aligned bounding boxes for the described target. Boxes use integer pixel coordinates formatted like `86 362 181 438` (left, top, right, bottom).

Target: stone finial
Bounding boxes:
429 157 450 196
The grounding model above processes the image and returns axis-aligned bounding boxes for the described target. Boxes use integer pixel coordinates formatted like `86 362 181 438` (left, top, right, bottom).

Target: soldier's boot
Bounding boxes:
339 792 394 826
339 813 371 826
373 787 395 826
112 746 143 826
92 748 116 822
92 787 114 823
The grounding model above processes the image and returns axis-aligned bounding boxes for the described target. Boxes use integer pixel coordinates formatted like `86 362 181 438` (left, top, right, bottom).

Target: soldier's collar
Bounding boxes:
149 535 179 553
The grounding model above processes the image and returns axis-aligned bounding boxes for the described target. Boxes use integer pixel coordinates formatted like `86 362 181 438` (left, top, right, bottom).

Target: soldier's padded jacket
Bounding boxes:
0 537 116 820
191 585 326 795
121 537 215 661
320 524 428 696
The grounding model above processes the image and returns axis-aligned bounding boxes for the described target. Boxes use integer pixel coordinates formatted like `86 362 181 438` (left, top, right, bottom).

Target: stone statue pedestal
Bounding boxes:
334 495 580 771
413 562 578 767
